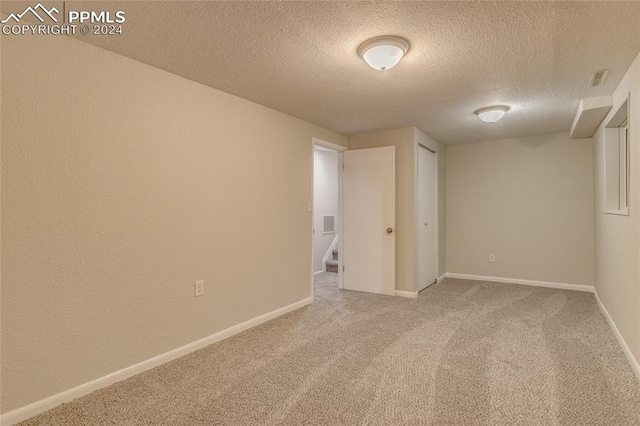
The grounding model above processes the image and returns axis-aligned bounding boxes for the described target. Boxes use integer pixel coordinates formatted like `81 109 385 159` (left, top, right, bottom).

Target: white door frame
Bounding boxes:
311 137 346 300
415 143 439 292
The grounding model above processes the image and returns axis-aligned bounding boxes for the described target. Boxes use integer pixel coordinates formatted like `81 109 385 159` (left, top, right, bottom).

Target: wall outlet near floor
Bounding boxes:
489 254 496 262
194 280 205 297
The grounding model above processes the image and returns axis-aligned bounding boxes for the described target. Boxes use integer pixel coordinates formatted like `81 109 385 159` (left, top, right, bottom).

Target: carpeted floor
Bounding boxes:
20 274 640 425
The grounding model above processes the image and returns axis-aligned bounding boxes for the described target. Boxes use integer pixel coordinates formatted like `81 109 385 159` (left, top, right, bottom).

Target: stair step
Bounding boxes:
325 258 338 273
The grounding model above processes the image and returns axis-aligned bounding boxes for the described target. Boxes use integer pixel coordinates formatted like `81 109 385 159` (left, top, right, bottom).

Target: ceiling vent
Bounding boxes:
590 69 608 87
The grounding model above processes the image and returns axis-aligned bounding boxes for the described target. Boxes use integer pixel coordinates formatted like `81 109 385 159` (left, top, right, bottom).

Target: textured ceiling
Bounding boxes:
4 1 640 144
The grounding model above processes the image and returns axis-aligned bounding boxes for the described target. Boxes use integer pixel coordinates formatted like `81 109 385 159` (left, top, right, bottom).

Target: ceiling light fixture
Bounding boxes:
474 105 510 123
358 36 410 71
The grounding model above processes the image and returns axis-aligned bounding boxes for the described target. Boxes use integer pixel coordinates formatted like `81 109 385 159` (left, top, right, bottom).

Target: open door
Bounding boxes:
342 146 395 296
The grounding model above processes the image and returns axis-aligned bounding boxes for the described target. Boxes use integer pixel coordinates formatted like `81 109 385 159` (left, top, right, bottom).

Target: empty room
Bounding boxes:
2 1 640 425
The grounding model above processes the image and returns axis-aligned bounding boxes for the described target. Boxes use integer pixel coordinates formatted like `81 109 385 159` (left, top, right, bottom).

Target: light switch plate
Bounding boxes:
195 280 204 297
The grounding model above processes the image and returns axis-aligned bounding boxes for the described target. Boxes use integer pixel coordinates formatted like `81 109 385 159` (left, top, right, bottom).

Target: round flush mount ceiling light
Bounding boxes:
358 36 410 71
474 105 510 123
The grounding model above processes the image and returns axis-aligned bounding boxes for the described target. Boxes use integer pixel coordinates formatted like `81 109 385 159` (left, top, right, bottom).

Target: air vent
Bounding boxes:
590 69 608 87
323 215 335 234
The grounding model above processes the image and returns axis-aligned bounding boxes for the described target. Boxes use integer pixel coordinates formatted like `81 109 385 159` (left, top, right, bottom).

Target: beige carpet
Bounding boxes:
20 274 640 425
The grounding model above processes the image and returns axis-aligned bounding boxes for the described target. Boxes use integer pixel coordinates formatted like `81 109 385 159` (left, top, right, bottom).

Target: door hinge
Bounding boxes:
343 266 345 272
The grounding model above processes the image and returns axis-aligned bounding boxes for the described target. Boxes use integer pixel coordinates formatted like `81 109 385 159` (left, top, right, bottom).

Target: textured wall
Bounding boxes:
0 34 346 413
348 127 446 292
593 52 640 366
446 132 594 286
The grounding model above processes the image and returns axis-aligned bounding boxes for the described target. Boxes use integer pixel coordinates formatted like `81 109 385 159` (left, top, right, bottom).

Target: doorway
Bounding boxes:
312 139 345 294
417 145 438 292
311 139 397 298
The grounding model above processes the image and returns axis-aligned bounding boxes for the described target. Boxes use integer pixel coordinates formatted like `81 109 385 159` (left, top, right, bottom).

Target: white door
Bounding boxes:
418 146 437 291
342 146 395 296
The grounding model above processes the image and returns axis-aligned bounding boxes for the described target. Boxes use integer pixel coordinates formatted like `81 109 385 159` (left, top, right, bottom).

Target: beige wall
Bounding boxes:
0 34 347 413
593 52 640 366
446 132 594 286
348 127 446 292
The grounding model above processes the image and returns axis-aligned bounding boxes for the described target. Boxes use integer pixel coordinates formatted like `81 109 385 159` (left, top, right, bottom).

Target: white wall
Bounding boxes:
593 52 640 368
0 33 347 413
446 132 594 286
313 149 339 272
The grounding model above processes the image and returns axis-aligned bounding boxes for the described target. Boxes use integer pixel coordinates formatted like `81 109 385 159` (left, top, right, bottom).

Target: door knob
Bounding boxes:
386 228 394 234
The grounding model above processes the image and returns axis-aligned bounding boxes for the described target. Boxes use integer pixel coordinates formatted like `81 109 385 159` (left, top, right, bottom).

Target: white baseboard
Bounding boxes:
0 297 313 426
444 273 594 293
395 290 418 298
437 273 447 283
438 273 638 382
593 290 640 382
313 270 323 275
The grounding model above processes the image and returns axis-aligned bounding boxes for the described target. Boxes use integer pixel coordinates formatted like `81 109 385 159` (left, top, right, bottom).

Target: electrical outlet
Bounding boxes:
489 254 496 262
194 280 204 297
